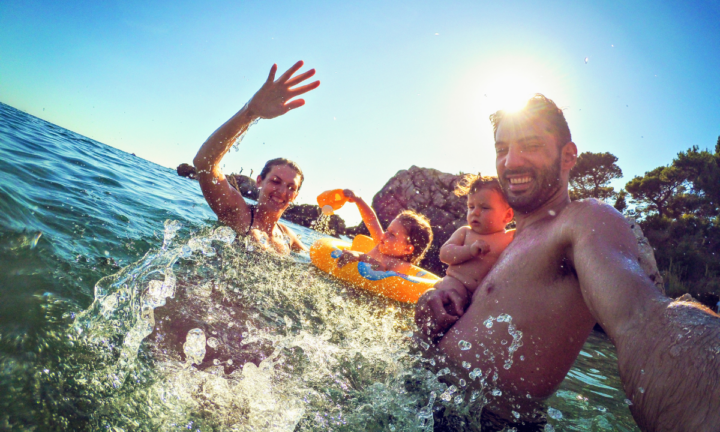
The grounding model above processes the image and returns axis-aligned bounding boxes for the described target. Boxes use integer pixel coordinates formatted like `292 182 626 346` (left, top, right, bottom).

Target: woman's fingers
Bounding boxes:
288 80 321 96
276 60 305 83
285 68 316 87
266 64 278 83
284 99 306 111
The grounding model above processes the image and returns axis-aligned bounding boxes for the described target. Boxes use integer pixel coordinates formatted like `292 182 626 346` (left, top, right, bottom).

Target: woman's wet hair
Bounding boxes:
489 93 572 149
259 158 304 189
454 173 504 197
393 210 434 265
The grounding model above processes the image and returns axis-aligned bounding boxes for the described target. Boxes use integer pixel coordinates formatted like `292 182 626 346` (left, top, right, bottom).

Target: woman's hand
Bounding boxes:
246 61 320 119
336 250 385 270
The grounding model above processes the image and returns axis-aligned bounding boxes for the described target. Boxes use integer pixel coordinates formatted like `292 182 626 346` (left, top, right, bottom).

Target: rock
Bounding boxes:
177 163 197 179
625 216 665 293
282 204 345 237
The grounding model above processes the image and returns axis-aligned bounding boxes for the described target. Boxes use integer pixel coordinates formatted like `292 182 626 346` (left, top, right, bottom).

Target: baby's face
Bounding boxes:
466 189 511 234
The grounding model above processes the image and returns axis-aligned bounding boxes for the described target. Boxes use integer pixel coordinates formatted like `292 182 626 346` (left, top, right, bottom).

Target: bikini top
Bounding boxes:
246 205 292 249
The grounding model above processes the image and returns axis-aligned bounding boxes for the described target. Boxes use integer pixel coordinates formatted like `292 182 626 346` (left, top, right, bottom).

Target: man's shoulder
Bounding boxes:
561 198 622 223
559 199 633 241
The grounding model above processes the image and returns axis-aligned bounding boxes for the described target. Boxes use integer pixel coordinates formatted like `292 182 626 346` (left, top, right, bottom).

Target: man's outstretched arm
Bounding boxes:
568 200 720 431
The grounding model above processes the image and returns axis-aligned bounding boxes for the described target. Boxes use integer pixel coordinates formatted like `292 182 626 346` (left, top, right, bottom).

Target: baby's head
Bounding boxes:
455 174 513 234
378 211 434 265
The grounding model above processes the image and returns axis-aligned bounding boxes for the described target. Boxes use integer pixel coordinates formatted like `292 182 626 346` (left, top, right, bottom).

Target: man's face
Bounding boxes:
494 115 564 213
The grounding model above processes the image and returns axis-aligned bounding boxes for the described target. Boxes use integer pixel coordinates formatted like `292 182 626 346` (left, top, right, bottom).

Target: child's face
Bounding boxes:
466 189 512 234
378 219 414 258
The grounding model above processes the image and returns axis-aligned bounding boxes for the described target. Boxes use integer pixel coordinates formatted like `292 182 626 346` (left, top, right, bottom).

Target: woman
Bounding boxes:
193 61 320 254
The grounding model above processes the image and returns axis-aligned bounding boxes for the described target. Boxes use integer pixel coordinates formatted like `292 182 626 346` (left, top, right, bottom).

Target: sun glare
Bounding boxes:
484 72 538 113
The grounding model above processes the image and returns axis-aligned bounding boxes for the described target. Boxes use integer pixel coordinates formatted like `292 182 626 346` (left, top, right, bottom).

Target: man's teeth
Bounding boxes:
509 177 532 185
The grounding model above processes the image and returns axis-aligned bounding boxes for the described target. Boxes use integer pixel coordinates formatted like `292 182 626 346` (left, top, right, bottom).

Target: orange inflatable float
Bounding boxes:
309 234 440 303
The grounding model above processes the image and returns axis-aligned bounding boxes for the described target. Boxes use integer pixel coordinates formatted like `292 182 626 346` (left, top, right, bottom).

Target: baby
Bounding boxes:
430 174 514 323
336 190 433 274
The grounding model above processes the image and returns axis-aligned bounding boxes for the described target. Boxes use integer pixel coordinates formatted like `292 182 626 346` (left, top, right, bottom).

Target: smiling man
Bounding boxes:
416 94 720 431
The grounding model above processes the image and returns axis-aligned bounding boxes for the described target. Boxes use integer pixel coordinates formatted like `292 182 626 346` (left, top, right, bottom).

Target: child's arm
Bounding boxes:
439 228 490 265
343 189 384 243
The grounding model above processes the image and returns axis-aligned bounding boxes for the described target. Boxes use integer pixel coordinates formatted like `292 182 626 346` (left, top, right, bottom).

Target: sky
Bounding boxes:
2 0 719 225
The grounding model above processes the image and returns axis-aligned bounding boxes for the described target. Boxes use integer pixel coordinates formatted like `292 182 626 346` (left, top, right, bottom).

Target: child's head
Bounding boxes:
378 211 434 265
455 174 513 234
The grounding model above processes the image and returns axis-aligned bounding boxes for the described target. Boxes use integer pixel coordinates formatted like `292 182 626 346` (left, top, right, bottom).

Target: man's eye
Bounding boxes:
495 147 508 154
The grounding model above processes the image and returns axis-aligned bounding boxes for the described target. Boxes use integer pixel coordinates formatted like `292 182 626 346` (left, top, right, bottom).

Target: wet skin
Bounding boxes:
417 113 720 429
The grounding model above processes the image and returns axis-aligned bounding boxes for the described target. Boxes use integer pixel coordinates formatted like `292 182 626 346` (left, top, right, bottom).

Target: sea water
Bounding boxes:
0 102 639 431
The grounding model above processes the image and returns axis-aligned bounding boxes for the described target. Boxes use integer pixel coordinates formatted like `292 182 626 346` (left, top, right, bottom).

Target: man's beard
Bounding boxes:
499 157 563 214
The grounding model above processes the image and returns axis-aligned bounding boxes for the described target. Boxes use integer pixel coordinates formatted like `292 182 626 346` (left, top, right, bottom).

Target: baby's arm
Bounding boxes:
439 228 490 265
343 190 384 243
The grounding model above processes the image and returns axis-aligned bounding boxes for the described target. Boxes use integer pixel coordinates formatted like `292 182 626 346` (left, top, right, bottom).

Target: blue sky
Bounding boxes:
2 0 719 225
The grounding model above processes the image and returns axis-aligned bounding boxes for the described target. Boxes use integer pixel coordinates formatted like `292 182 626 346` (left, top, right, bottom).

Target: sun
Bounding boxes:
483 72 539 113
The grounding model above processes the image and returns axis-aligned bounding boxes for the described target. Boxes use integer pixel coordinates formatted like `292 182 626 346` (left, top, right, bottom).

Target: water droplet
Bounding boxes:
322 204 334 216
436 368 450 377
638 387 645 394
206 337 219 349
520 355 525 361
439 385 457 401
484 319 494 328
183 328 206 366
624 399 633 406
512 411 520 419
491 389 502 396
459 379 467 387
462 361 471 369
544 425 556 432
458 340 472 350
469 368 482 379
501 339 508 345
548 407 563 420
548 210 556 216
454 395 464 405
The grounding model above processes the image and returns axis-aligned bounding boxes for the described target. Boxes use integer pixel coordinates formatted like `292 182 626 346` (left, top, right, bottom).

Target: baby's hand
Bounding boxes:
342 189 357 202
470 240 490 257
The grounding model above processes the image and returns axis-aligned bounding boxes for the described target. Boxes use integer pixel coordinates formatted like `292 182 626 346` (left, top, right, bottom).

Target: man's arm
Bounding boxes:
342 190 384 243
193 61 319 233
568 200 720 431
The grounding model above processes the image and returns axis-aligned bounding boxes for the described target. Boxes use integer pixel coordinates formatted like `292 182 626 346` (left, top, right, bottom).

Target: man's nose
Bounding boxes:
502 145 525 170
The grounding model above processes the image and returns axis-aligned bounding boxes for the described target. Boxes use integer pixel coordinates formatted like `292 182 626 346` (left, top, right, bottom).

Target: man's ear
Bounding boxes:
406 243 415 254
561 142 578 171
256 175 263 187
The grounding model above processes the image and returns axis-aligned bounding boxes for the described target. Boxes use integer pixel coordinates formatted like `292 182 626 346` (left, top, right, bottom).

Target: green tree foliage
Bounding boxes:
625 165 687 219
613 189 628 213
569 152 623 201
626 136 720 300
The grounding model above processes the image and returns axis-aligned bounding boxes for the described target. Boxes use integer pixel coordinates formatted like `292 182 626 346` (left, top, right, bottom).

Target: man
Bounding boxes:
415 95 720 431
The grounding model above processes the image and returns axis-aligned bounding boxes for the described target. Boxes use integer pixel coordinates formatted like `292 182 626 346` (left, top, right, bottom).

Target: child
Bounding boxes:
336 189 433 274
431 174 514 318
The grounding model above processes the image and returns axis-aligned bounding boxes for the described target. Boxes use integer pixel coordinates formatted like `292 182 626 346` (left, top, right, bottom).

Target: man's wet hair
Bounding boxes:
394 210 434 265
259 158 304 189
454 173 504 198
489 94 572 149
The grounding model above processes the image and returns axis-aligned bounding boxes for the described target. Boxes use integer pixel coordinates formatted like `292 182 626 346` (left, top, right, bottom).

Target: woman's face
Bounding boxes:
256 164 302 212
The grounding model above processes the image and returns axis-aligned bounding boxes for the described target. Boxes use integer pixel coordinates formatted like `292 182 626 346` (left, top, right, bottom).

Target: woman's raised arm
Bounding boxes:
193 61 320 234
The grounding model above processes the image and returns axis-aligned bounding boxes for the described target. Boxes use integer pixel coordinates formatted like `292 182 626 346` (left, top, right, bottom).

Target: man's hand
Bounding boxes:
337 250 385 270
469 239 490 257
342 189 357 203
246 61 320 119
415 288 468 341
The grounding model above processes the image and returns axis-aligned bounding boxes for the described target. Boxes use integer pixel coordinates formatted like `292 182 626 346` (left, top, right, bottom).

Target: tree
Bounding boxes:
614 189 628 213
625 165 687 219
569 152 623 201
672 142 720 218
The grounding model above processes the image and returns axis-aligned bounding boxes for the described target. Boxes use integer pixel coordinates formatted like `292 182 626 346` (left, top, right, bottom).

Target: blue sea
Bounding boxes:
0 101 639 431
